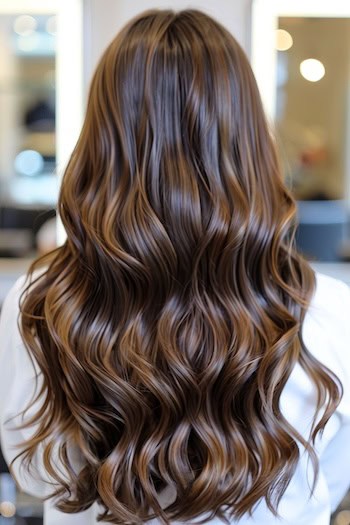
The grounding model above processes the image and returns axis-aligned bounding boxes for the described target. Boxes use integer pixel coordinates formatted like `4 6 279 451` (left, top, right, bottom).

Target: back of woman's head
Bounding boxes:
19 9 341 524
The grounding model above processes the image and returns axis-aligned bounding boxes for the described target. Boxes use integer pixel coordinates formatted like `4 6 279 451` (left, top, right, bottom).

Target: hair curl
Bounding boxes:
17 9 341 524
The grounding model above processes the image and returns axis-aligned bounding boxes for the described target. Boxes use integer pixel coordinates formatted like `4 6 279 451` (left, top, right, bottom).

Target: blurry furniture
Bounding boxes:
0 206 55 258
295 200 349 262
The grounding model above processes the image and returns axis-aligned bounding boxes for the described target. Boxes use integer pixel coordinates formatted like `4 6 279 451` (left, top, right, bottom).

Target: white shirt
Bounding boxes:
1 272 350 525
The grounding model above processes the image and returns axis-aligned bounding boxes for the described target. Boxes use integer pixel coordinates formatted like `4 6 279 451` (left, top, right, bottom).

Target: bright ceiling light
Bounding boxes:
14 150 44 176
335 510 350 525
276 29 293 51
46 15 57 35
300 58 325 82
13 14 37 36
0 501 16 518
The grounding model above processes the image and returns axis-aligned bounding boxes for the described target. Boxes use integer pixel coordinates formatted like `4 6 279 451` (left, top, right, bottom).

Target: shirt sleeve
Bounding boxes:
307 274 350 422
0 275 97 524
328 277 350 421
0 274 51 497
310 274 350 510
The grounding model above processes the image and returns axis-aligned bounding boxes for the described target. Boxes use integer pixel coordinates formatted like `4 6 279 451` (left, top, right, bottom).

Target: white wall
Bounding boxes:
83 0 252 94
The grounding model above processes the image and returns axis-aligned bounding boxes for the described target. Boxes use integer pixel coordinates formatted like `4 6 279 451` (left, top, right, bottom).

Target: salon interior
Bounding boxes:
0 0 349 524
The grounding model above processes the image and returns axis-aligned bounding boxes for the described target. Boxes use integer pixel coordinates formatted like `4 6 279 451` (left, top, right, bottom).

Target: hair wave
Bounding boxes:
17 9 341 524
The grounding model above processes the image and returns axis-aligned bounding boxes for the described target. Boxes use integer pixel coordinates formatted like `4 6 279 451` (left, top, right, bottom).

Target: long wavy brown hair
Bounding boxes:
17 9 341 525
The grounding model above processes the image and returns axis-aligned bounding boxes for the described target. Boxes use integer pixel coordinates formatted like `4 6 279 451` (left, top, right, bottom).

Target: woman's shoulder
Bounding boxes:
306 271 350 337
312 271 350 309
0 269 47 360
2 267 47 311
306 271 350 344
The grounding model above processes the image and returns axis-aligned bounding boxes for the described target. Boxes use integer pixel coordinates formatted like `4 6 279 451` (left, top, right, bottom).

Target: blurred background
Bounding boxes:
0 0 349 524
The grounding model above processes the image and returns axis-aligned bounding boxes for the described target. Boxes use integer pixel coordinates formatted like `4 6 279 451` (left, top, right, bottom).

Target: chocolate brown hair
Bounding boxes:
17 9 341 524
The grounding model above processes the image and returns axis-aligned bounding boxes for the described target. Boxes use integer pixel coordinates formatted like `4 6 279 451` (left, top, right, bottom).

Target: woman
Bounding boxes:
1 9 350 525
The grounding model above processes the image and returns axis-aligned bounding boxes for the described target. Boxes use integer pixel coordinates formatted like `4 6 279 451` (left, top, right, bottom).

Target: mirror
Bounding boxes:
251 0 350 262
0 11 56 258
0 0 83 258
275 17 350 201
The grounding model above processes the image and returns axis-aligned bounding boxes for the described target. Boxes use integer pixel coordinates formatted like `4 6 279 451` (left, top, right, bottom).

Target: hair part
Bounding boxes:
18 9 341 524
